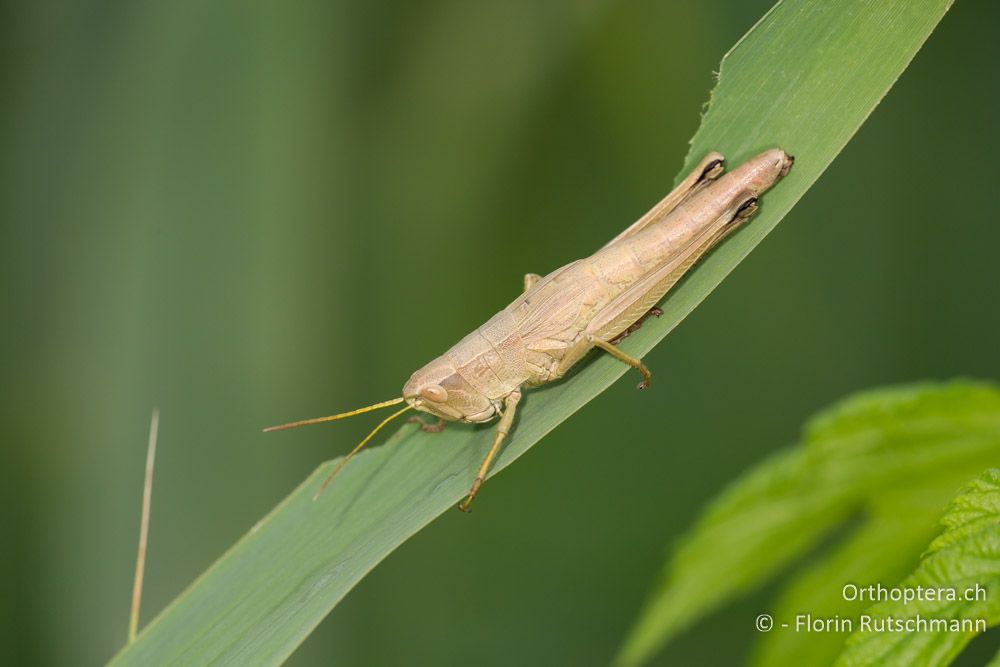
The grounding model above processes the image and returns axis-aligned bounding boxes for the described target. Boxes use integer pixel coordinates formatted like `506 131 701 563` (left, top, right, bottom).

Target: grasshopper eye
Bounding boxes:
420 385 448 402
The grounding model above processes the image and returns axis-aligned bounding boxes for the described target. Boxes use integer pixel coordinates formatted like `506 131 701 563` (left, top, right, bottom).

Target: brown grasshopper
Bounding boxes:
266 149 793 511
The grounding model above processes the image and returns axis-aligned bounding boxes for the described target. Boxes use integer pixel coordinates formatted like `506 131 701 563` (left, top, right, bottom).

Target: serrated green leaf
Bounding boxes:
834 469 1000 667
618 382 1000 667
751 491 942 667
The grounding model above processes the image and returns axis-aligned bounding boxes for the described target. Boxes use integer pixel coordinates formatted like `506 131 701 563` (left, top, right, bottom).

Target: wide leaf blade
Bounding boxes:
111 0 954 663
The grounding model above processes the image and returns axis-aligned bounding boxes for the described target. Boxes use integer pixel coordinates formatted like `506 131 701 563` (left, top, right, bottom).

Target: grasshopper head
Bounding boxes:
403 360 497 423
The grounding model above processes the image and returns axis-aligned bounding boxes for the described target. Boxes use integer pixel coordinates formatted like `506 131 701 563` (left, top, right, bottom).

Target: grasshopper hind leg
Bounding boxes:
600 152 726 249
609 307 663 345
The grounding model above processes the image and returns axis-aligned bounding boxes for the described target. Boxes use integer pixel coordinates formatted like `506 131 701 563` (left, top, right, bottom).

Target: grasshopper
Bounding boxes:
266 148 793 511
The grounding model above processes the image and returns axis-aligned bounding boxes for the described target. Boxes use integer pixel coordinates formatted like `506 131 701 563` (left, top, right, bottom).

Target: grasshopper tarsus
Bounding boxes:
408 415 447 433
701 158 725 181
637 368 652 390
458 478 483 512
735 196 759 220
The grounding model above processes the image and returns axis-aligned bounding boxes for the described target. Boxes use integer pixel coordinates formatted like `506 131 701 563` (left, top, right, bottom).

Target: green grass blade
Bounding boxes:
110 0 953 664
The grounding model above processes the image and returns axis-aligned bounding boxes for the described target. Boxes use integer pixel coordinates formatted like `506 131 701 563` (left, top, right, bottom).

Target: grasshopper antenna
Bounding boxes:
263 396 406 432
313 404 412 500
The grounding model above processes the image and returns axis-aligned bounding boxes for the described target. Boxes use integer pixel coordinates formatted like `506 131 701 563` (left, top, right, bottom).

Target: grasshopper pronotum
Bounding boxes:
267 149 793 511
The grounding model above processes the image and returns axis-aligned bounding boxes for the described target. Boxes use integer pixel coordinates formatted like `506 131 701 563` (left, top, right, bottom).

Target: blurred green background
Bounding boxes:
2 1 997 665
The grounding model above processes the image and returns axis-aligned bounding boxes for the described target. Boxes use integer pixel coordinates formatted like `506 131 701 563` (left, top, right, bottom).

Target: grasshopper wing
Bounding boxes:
600 152 725 249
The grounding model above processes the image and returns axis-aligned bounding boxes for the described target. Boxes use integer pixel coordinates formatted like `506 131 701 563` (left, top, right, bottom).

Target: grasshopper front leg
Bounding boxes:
407 415 447 433
458 389 522 512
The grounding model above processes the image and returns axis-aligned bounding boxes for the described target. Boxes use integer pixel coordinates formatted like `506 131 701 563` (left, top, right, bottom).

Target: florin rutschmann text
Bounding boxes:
754 582 989 635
